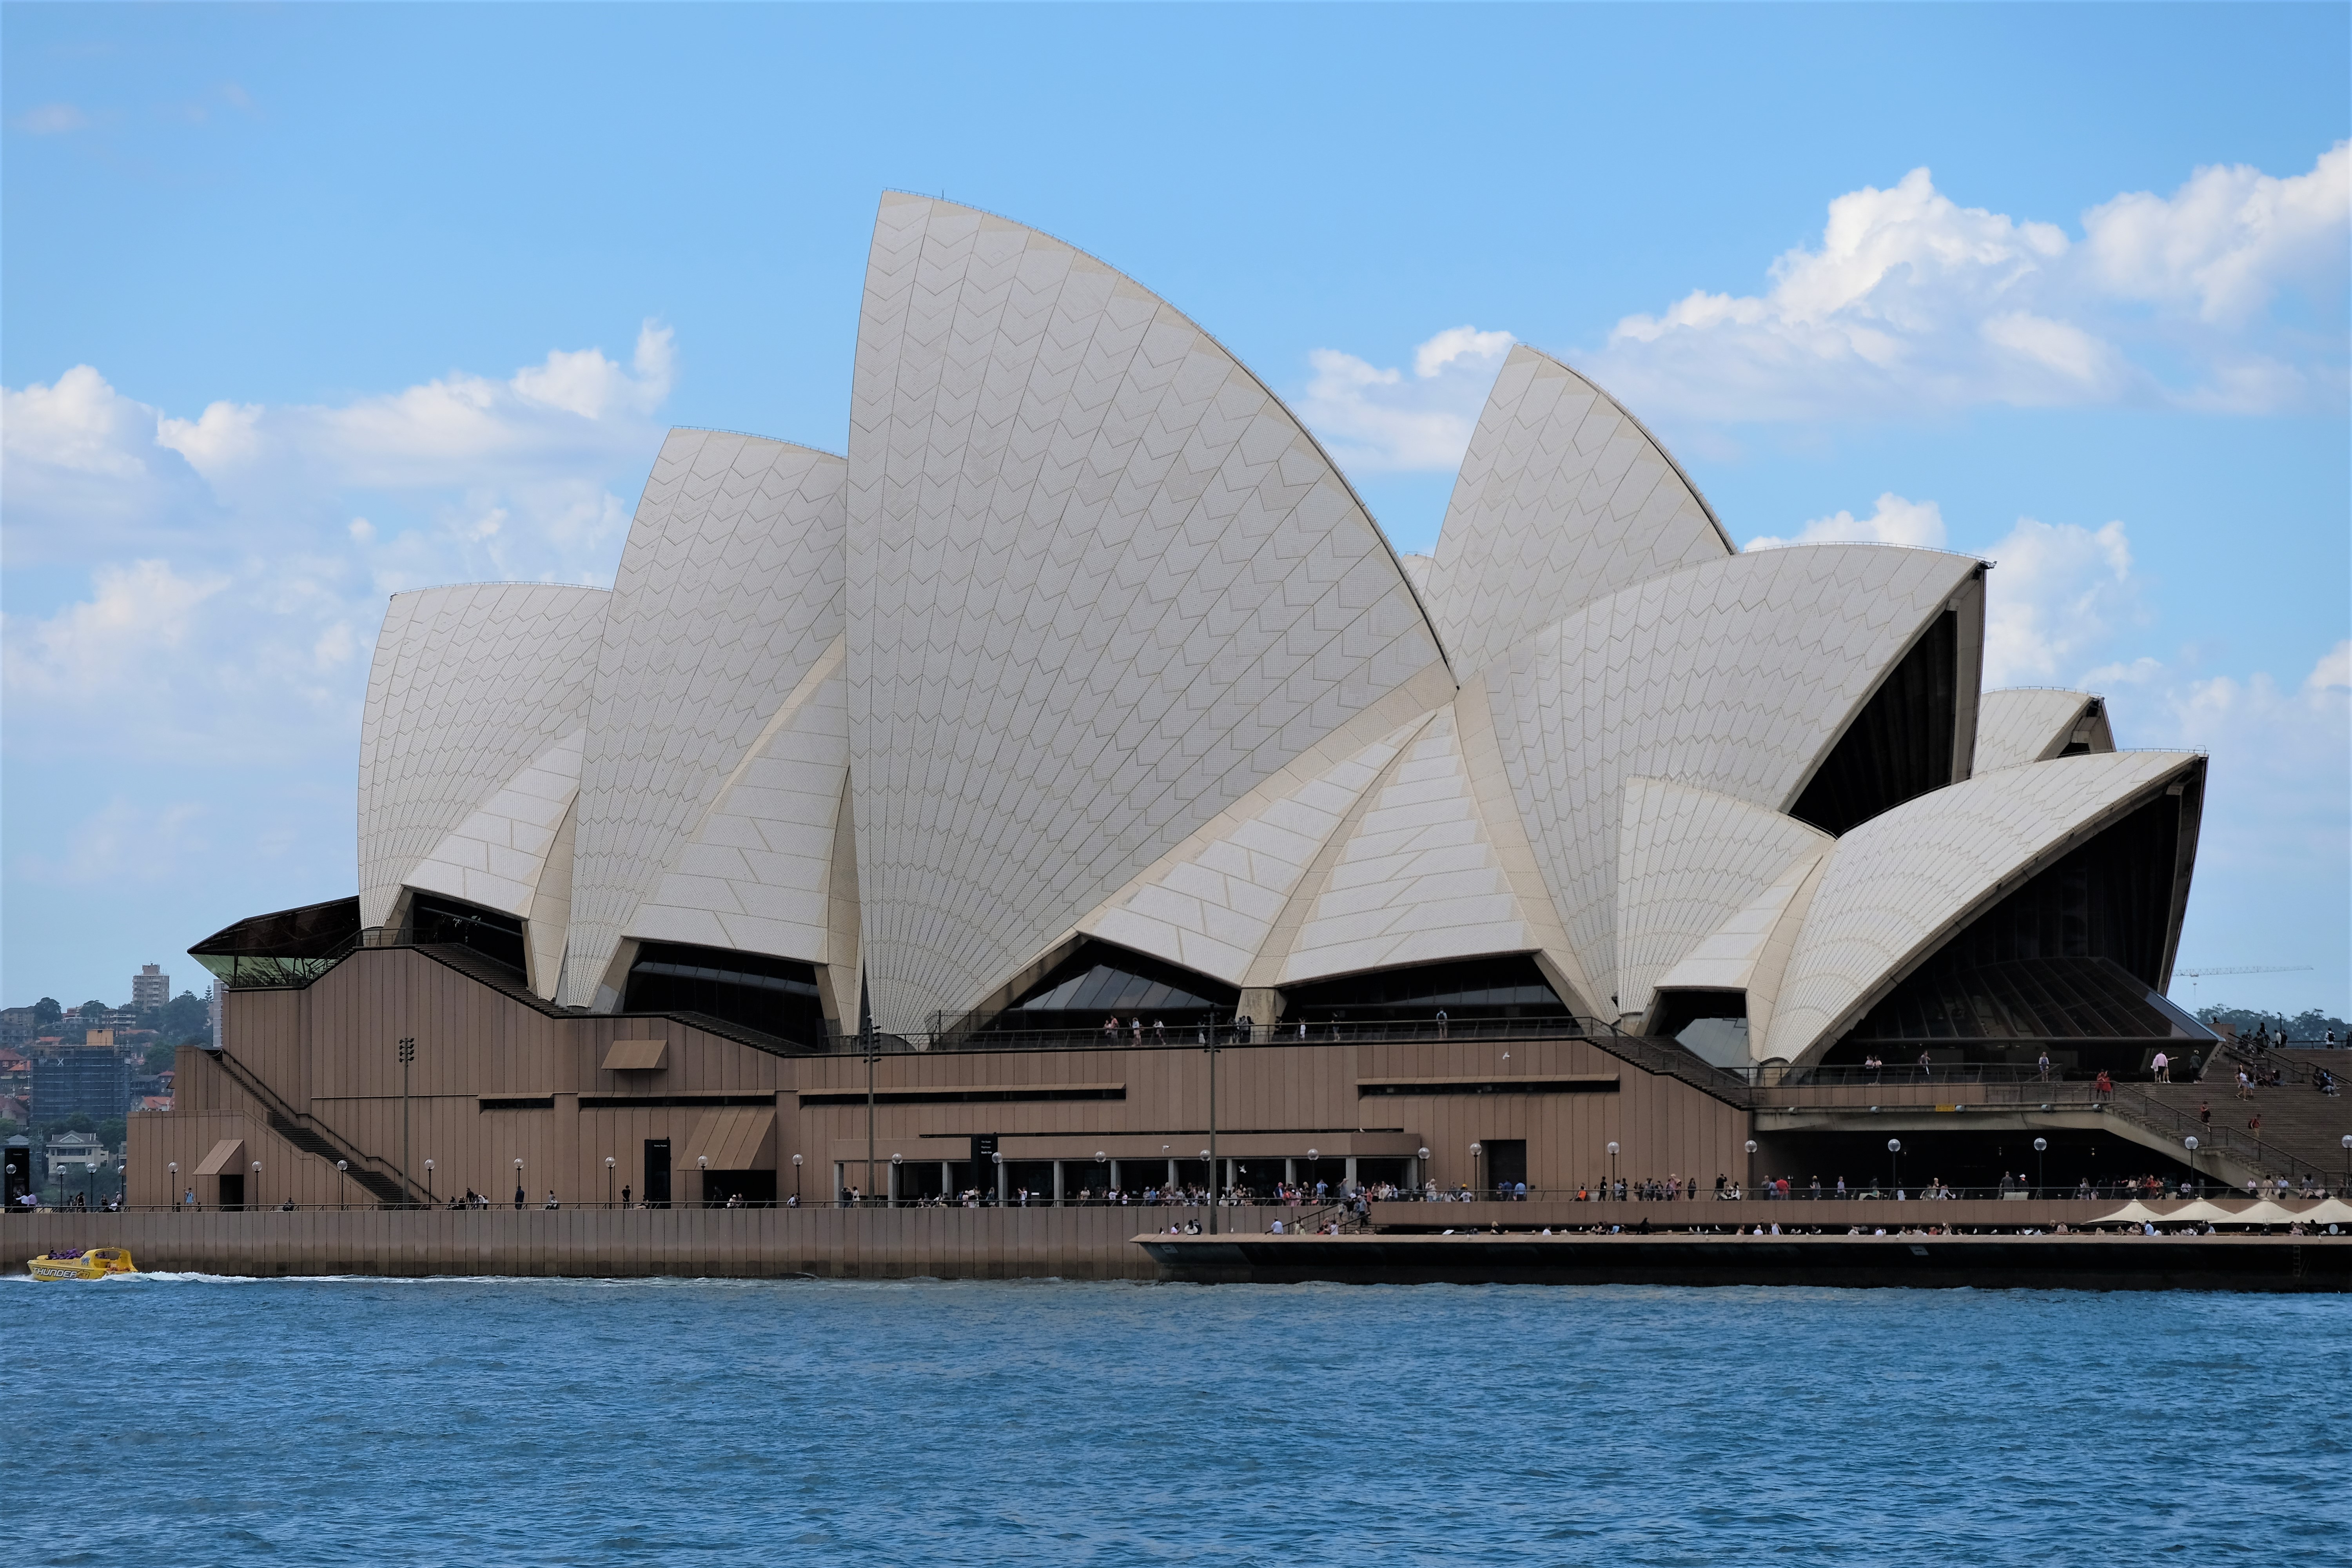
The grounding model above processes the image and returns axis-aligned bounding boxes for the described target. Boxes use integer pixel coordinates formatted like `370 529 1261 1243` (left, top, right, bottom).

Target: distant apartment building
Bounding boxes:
132 964 170 1011
44 1130 109 1174
0 1048 29 1094
31 1045 132 1122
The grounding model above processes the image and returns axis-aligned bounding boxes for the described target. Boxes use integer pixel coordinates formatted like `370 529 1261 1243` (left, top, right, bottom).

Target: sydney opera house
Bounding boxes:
140 195 2219 1214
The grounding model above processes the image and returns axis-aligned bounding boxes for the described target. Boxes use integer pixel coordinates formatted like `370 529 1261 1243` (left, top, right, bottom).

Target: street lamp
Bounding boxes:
698 1154 710 1209
1607 1140 1619 1196
1745 1137 1759 1196
992 1149 1004 1207
1416 1147 1430 1198
2183 1135 2198 1193
513 1157 524 1210
791 1152 802 1205
168 1161 178 1209
2342 1134 2351 1198
251 1160 262 1212
423 1158 434 1203
889 1151 903 1207
1469 1142 1483 1200
1307 1147 1320 1198
2033 1137 2047 1198
337 1159 349 1207
1887 1138 1902 1196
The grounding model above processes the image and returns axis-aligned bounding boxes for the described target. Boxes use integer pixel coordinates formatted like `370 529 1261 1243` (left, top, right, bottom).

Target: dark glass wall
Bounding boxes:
407 893 528 977
988 942 1237 1033
1281 955 1569 1024
1826 775 2204 1065
622 943 828 1049
1790 610 1958 836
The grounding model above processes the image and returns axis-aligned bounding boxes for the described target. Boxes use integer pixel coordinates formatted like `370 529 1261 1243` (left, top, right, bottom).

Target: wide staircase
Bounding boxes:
2134 1047 2351 1192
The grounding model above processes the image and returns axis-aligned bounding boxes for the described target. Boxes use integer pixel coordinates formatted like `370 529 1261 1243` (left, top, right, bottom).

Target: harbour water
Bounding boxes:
10 1275 2347 1566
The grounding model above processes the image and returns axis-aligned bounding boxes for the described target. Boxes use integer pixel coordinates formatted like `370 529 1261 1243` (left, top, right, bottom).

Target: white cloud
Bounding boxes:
3 558 229 700
1744 492 1947 551
14 103 88 135
1295 325 1515 472
1977 516 2138 688
2082 143 2352 324
18 798 210 887
1 325 673 773
1588 145 2348 421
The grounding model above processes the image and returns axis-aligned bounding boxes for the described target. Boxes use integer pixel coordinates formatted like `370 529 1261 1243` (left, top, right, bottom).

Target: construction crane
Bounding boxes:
2172 965 2312 1010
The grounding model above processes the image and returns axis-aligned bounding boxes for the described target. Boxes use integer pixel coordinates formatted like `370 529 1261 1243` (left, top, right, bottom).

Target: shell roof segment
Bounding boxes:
846 194 1448 1030
1614 778 1833 1020
561 429 848 1005
1765 750 2203 1064
1423 345 1732 680
1975 688 2112 772
358 582 610 929
1484 542 1982 1013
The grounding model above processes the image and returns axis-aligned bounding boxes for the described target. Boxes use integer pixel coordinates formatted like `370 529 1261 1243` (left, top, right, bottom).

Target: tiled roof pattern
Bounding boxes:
1974 688 2100 773
1614 778 1831 1018
1281 706 1535 985
621 641 849 966
401 730 584 920
1485 543 1979 1010
1765 750 2200 1063
358 583 609 928
561 428 848 1004
1423 346 1732 679
846 194 1446 1029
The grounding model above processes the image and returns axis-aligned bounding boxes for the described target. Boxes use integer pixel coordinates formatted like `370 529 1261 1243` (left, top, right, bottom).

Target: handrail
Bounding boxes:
204 1047 416 1204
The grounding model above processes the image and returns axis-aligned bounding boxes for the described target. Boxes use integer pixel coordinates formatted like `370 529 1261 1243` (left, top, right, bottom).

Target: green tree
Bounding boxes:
31 998 61 1026
78 1000 109 1019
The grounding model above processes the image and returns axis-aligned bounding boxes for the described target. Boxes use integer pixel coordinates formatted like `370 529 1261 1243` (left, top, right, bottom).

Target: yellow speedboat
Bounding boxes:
27 1247 137 1281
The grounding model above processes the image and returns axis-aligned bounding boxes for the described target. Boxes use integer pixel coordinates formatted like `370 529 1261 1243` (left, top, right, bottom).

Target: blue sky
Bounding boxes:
4 3 2346 1018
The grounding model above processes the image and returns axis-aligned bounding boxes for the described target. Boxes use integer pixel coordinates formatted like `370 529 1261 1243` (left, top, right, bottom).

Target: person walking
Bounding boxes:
2153 1050 2170 1083
2037 1051 2051 1083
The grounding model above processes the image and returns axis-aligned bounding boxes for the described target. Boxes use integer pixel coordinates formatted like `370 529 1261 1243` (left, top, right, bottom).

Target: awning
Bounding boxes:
601 1038 668 1071
193 1138 246 1177
684 1107 775 1171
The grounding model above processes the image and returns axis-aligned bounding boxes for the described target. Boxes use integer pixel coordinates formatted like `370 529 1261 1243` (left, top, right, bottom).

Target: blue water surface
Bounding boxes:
7 1274 2347 1566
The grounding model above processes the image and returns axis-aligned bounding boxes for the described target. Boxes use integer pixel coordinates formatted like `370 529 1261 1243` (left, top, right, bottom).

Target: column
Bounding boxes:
832 1162 843 1205
940 1160 951 1200
1345 1156 1357 1193
1109 1160 1121 1194
995 1159 1007 1206
1168 1158 1179 1193
887 1160 899 1206
1285 1158 1297 1185
1053 1160 1065 1206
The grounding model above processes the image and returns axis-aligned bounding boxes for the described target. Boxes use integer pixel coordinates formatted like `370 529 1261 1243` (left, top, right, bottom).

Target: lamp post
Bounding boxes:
606 1156 616 1207
1096 1151 1107 1204
513 1156 524 1210
251 1160 262 1212
1417 1147 1430 1198
115 1160 125 1208
792 1152 803 1205
1307 1147 1320 1200
889 1151 903 1207
2183 1135 2198 1194
1887 1139 1902 1196
862 1016 878 1211
2342 1134 2351 1199
992 1149 1005 1207
1607 1140 1619 1197
337 1159 349 1207
168 1161 178 1210
1470 1142 1483 1200
423 1158 434 1204
397 1035 416 1206
1202 1033 1223 1234
1745 1137 1759 1196
697 1153 710 1209
2033 1137 2048 1198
